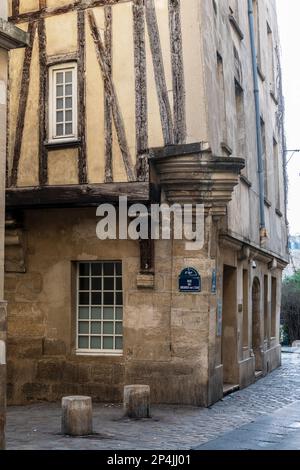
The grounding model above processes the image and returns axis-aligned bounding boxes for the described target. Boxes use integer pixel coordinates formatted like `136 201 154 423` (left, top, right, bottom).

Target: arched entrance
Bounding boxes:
252 277 262 372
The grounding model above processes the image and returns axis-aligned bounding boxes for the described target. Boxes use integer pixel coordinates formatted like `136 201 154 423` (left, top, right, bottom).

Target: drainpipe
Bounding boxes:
248 0 267 240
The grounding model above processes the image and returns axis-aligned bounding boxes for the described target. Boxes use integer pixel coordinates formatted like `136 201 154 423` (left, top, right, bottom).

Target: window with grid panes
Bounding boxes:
49 63 77 142
76 262 123 354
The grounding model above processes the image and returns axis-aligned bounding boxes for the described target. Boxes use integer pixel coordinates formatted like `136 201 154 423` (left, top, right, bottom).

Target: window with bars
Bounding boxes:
49 63 77 142
76 262 123 355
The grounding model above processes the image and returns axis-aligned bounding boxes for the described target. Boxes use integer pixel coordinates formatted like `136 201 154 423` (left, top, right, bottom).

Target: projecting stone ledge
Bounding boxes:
62 396 93 436
0 18 29 50
149 142 245 216
124 385 151 419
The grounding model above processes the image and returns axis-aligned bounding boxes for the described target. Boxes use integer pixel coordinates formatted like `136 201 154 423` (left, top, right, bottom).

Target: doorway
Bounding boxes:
252 277 262 372
222 265 238 390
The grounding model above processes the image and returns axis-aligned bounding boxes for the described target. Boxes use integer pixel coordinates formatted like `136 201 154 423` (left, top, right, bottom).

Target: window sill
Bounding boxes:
45 139 81 150
270 90 279 105
221 142 233 156
240 174 252 188
257 65 265 82
264 197 272 208
229 15 244 40
76 350 123 357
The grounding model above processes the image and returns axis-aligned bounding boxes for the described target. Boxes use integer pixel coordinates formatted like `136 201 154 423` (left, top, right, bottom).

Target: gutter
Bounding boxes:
247 0 267 240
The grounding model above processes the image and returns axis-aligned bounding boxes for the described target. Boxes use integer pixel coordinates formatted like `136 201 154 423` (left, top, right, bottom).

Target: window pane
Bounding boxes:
104 292 114 305
91 307 101 319
79 292 89 305
79 322 89 334
103 322 114 334
65 71 72 83
91 292 101 305
92 278 101 291
65 123 73 135
104 277 114 291
115 322 123 335
78 307 89 319
56 85 63 97
56 124 64 136
65 110 72 122
103 263 114 276
116 292 123 305
65 84 72 95
56 111 63 123
56 98 63 110
79 264 89 276
116 277 122 290
91 322 101 334
65 97 72 108
78 336 89 349
91 264 102 276
91 337 101 349
103 337 113 349
79 278 89 291
116 264 122 276
56 72 63 84
77 261 123 353
115 337 123 350
115 307 123 320
103 307 114 320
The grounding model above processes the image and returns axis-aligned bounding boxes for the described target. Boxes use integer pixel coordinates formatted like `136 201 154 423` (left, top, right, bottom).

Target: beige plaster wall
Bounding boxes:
7 0 208 186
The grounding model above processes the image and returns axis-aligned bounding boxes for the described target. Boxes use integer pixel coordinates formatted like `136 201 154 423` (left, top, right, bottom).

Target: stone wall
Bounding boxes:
6 207 215 406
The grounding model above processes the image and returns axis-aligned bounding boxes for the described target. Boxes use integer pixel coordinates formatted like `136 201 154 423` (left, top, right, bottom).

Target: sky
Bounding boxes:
276 0 300 235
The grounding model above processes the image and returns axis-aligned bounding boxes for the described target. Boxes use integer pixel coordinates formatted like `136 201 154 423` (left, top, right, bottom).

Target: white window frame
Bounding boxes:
48 62 78 143
76 261 123 357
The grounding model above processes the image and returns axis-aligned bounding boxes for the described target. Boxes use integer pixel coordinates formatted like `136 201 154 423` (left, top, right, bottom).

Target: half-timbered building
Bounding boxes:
5 0 288 406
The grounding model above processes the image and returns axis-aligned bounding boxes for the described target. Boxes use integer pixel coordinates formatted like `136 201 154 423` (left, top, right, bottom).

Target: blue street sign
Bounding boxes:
179 267 201 293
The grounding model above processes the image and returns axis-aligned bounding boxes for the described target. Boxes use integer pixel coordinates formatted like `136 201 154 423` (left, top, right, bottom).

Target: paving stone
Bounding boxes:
5 353 300 450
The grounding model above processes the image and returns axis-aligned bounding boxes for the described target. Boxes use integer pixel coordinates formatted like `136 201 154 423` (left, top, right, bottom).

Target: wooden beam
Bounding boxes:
10 0 130 24
88 9 135 182
38 18 48 186
169 0 186 144
6 182 150 208
10 21 37 187
77 10 88 184
133 0 148 156
12 0 20 17
145 0 174 146
104 6 113 183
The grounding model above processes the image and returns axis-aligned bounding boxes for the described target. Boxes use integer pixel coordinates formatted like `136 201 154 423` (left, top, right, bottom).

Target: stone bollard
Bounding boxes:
124 385 150 419
62 396 93 436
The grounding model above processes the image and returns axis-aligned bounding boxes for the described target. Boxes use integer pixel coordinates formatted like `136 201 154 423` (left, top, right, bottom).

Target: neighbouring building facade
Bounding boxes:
0 1 28 450
5 0 288 407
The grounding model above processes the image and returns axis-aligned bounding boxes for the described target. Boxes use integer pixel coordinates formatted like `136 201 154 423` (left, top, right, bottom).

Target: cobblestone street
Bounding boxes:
6 352 300 450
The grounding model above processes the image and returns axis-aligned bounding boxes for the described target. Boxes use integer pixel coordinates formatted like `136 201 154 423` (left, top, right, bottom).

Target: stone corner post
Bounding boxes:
0 301 7 450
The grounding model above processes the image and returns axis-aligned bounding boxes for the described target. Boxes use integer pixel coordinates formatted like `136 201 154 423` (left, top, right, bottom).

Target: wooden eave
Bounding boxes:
6 182 153 209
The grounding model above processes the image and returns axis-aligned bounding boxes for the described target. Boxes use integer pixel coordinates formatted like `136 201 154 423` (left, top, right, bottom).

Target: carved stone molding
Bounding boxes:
150 142 245 216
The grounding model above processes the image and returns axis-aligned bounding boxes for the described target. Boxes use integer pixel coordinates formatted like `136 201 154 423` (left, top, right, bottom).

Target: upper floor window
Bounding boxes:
267 23 275 94
48 62 77 143
253 0 262 70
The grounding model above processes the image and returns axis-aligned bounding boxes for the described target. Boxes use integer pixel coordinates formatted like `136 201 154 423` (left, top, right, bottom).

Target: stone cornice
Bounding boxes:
150 143 245 216
0 18 28 50
219 231 289 269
